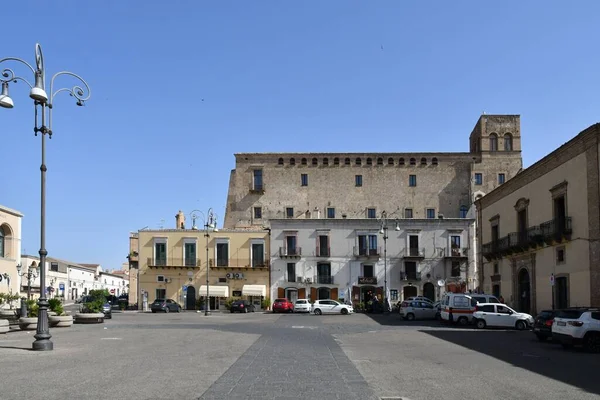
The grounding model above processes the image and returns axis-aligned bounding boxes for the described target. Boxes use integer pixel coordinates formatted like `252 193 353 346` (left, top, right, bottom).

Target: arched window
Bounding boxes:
323 158 329 166
333 157 340 165
489 133 498 152
388 157 394 165
399 158 405 166
0 226 4 258
344 158 351 165
432 157 438 165
504 133 513 151
377 157 383 165
460 205 468 218
420 157 427 165
355 158 362 165
312 158 318 166
301 158 307 165
366 158 372 165
290 158 296 165
278 158 284 165
409 158 416 166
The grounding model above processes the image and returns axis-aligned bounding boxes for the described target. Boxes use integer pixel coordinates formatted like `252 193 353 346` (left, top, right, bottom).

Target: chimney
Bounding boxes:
176 210 186 229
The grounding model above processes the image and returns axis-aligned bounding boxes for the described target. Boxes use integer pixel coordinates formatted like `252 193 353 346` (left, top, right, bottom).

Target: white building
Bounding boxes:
98 271 128 296
269 217 476 305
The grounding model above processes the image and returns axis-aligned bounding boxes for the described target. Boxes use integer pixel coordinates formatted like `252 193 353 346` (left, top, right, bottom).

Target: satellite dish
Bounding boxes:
437 279 446 287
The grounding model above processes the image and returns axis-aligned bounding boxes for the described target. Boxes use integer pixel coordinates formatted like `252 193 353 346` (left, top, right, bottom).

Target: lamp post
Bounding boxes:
16 263 39 300
378 211 400 312
190 209 218 316
1 44 91 351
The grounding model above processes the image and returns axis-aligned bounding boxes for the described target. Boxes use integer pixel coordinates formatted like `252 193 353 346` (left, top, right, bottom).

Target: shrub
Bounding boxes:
82 299 104 313
26 299 38 318
261 296 271 310
48 298 64 316
224 298 235 310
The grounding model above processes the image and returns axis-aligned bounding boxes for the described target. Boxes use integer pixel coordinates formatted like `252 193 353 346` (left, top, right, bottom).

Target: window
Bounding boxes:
355 158 362 165
409 175 417 187
253 169 263 191
459 206 468 218
480 304 495 313
556 247 565 264
216 242 229 266
286 207 294 218
420 157 427 165
344 158 350 165
285 235 297 255
323 158 329 166
50 262 59 272
451 261 460 277
399 158 405 166
184 242 196 266
489 133 498 151
301 158 307 165
363 265 374 277
366 158 372 165
327 207 335 218
451 236 461 256
334 157 339 165
251 242 265 267
390 289 398 301
474 173 482 185
504 133 513 151
0 226 5 257
498 173 505 184
409 158 416 166
367 208 376 219
278 158 284 165
377 157 383 165
290 158 295 165
497 305 512 314
253 207 262 219
355 175 363 187
154 242 166 266
493 262 499 274
432 157 438 165
301 174 308 186
318 235 330 256
312 157 318 166
388 157 394 165
404 208 413 219
287 263 296 283
357 234 378 255
426 209 435 219
157 275 165 282
155 288 166 299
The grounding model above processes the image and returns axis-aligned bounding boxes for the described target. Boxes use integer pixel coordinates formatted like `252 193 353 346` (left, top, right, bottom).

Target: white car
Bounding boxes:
552 308 600 353
472 303 533 330
311 300 353 315
293 299 311 313
401 300 437 321
405 296 434 304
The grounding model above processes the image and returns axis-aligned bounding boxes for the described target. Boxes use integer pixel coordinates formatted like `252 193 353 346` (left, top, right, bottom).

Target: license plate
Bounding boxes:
533 327 540 331
557 321 566 326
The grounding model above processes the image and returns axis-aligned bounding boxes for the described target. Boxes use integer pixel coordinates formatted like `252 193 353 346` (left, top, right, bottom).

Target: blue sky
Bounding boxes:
2 1 599 271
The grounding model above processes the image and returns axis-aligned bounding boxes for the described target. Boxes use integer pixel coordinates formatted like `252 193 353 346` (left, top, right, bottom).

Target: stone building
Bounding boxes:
0 204 23 298
224 114 523 230
476 123 600 315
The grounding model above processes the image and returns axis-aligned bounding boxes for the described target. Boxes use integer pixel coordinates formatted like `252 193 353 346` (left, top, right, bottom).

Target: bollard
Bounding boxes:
20 297 27 318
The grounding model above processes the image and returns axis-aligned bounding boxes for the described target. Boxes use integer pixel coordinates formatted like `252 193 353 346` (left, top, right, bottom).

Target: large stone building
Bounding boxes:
0 204 23 298
476 123 600 315
224 115 523 229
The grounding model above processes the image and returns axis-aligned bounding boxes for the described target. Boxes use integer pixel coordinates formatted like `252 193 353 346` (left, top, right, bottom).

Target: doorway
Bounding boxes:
403 285 418 300
186 286 196 310
317 287 331 300
360 286 376 303
556 276 568 309
517 268 531 314
286 288 298 303
423 282 435 302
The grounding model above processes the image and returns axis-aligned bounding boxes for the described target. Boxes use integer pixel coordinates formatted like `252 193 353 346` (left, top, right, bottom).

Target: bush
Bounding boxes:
261 296 271 310
88 289 109 301
82 299 104 313
48 298 64 316
26 299 38 318
224 298 235 310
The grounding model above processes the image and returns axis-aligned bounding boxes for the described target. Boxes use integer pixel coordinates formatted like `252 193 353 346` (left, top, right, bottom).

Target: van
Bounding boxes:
440 293 500 325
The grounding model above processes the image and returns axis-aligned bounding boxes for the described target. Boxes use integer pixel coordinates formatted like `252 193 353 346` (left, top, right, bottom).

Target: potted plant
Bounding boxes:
74 290 106 324
261 296 271 311
48 298 73 328
19 299 39 330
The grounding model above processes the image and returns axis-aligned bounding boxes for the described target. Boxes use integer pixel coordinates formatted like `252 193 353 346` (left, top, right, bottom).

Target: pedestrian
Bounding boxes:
499 295 505 304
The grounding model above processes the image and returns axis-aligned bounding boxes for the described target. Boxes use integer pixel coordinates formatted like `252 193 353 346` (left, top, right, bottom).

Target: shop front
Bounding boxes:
242 284 267 310
199 285 229 310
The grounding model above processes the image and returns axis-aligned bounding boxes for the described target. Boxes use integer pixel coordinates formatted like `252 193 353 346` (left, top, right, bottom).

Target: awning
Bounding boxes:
199 285 229 297
242 284 267 297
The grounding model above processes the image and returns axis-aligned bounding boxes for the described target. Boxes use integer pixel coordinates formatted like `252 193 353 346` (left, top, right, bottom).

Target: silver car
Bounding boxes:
401 301 438 321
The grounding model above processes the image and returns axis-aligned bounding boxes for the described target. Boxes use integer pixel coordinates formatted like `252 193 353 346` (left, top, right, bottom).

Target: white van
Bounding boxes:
440 293 500 325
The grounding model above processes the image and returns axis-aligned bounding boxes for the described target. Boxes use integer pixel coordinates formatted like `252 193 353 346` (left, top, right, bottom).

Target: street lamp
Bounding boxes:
16 262 40 300
1 44 91 351
378 211 400 312
190 209 218 316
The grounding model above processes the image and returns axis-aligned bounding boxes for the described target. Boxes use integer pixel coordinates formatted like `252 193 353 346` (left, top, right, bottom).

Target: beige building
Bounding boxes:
224 114 523 229
476 123 600 315
0 204 23 298
127 232 139 306
137 212 270 311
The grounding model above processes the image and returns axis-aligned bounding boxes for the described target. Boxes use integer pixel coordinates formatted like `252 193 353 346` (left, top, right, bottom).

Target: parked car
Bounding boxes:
401 301 438 321
294 299 311 313
311 300 353 315
150 299 182 313
405 296 434 304
472 303 533 330
552 308 600 352
532 309 560 341
230 300 255 313
272 298 294 313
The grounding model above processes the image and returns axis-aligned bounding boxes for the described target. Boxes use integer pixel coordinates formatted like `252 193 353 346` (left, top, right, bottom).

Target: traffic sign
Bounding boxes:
59 283 65 290
183 286 188 292
550 273 555 286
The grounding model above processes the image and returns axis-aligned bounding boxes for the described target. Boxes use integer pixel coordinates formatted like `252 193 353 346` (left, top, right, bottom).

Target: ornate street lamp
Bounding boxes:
1 44 91 351
16 262 40 300
378 211 400 312
190 209 218 316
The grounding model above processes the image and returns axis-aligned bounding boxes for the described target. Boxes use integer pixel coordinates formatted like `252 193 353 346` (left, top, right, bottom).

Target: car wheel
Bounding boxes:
164 307 170 313
177 307 181 313
475 319 486 329
457 317 468 326
341 308 348 315
515 320 527 331
583 333 600 353
230 309 234 313
244 308 248 313
152 310 156 313
406 313 415 321
314 309 322 315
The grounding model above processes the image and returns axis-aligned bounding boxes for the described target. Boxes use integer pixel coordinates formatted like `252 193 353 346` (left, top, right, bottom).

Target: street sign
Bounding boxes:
59 283 65 290
183 286 188 292
550 274 555 286
110 289 115 294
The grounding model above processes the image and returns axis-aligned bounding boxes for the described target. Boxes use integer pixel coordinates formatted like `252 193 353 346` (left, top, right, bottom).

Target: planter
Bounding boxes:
49 315 73 328
0 319 8 334
19 317 38 330
74 313 104 324
0 309 16 319
47 311 57 317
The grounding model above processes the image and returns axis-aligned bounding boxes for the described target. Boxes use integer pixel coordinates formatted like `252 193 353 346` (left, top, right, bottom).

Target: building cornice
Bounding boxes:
0 204 24 218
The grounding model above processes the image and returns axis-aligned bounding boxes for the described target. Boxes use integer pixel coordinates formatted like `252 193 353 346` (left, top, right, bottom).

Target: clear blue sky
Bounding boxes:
2 1 599 271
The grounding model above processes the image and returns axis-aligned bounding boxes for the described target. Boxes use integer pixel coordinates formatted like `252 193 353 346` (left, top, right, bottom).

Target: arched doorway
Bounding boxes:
403 285 418 300
423 282 435 302
517 268 531 314
186 286 196 310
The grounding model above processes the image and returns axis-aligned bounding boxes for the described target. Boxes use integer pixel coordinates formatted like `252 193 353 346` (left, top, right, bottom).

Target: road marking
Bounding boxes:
101 337 123 340
291 326 317 329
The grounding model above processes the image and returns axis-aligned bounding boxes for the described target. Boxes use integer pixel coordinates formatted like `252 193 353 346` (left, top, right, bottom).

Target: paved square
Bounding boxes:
0 312 598 400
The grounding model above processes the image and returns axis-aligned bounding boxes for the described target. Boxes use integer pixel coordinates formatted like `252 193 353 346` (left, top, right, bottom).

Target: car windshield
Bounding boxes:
296 300 307 304
275 299 287 302
153 299 164 304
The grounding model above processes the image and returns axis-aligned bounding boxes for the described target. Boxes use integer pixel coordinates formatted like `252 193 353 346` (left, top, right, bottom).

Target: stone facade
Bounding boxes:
0 204 23 298
224 115 522 229
476 123 600 314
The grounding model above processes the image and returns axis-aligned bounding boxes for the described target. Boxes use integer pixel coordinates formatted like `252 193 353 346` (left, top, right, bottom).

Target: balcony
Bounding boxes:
249 183 266 194
208 258 231 268
541 217 573 244
314 275 335 284
403 248 425 259
316 246 330 257
279 247 302 258
358 276 377 285
443 247 468 259
400 271 422 281
353 246 381 258
147 257 201 268
208 259 270 269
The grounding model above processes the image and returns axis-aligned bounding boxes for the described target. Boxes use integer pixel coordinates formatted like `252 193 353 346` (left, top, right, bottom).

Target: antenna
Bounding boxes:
437 279 446 287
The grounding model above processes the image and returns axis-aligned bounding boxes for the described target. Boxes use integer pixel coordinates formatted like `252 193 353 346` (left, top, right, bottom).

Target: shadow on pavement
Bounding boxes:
360 312 466 329
422 329 600 396
0 345 33 351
